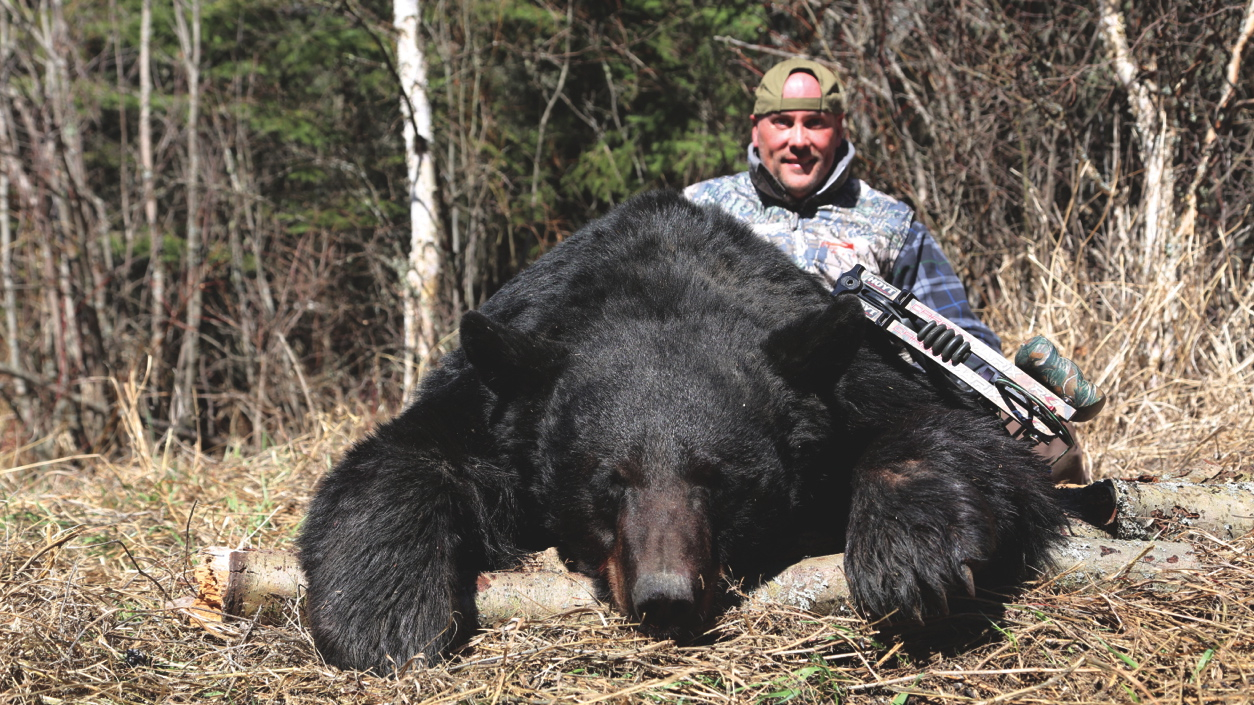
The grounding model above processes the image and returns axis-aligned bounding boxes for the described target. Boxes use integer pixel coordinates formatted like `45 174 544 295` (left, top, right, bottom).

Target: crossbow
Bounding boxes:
833 265 1105 460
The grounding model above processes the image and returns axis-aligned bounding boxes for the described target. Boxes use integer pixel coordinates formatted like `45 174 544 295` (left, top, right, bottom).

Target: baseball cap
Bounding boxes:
753 58 845 116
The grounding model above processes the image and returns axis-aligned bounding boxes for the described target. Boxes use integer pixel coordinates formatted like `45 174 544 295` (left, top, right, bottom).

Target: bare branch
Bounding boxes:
1176 0 1254 242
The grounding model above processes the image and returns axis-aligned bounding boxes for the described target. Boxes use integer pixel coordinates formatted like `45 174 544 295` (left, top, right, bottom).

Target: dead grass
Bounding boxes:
3 223 1254 703
2 396 1254 703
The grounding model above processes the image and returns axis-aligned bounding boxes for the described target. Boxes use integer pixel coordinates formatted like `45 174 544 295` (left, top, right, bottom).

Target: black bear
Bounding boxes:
298 190 1065 674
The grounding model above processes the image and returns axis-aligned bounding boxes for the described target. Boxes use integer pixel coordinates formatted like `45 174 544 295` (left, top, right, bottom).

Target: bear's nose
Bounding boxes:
632 571 696 626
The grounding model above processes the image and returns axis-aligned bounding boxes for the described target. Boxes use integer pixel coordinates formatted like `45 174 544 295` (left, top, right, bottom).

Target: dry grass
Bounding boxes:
987 242 1254 485
3 376 1254 703
4 223 1254 703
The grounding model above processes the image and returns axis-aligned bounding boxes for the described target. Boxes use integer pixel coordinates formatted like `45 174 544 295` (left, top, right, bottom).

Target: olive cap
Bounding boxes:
752 58 845 116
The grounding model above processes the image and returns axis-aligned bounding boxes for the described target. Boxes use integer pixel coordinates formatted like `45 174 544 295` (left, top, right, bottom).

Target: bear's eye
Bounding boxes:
688 460 720 487
611 458 643 487
608 469 626 487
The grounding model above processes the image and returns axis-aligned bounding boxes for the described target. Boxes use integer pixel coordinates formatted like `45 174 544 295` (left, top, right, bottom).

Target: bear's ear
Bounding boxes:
762 295 866 392
460 310 568 396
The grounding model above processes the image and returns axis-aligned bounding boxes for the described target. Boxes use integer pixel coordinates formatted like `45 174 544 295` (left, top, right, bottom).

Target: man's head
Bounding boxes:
750 59 846 202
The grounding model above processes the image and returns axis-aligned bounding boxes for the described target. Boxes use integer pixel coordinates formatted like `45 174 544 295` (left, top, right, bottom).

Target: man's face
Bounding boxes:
751 71 845 201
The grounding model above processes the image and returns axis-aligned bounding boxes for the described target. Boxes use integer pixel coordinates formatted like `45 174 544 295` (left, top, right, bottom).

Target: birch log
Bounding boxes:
181 537 1200 628
1088 480 1254 540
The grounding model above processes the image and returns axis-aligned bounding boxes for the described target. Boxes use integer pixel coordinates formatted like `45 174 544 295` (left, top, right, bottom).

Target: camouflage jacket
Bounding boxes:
684 142 1000 351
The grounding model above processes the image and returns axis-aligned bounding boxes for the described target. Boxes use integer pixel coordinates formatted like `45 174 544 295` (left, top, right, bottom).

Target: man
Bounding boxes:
685 58 1089 484
684 57 999 351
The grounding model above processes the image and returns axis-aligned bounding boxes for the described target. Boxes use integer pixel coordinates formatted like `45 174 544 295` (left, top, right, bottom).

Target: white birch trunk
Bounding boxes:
172 0 203 428
1176 0 1254 249
394 0 440 398
140 0 163 385
1098 0 1184 374
1098 0 1178 285
0 9 24 416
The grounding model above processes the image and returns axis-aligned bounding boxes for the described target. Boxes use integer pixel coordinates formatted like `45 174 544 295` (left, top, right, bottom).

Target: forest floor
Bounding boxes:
2 408 1253 705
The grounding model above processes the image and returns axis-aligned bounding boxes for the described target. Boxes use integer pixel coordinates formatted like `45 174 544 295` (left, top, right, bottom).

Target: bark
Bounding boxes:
1064 479 1254 541
182 538 1200 629
1097 0 1178 285
172 0 203 430
394 0 441 397
0 8 23 424
140 0 163 389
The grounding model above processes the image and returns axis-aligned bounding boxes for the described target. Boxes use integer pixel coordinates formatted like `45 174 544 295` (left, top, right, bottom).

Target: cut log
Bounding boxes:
178 537 1199 628
177 547 308 628
1059 480 1254 540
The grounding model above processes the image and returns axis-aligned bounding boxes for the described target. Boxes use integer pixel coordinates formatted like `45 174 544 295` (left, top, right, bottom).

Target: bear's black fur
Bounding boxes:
298 190 1065 674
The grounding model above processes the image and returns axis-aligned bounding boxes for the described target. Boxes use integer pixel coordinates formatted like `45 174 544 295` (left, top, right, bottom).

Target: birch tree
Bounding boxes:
0 6 24 426
1097 0 1179 286
394 0 440 398
172 0 203 428
1097 0 1254 373
141 0 163 389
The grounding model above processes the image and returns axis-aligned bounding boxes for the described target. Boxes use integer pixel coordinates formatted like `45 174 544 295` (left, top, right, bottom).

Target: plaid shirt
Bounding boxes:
893 220 1000 351
685 169 1000 352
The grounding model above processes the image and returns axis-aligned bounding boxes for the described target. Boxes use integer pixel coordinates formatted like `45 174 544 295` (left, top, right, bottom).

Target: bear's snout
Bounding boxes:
611 482 717 636
632 570 697 629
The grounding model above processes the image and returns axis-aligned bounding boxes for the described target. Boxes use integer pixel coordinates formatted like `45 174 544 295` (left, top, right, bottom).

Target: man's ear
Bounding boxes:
459 311 567 396
762 295 866 392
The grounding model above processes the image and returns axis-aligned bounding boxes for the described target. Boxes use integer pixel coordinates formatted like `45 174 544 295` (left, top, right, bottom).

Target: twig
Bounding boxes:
972 657 1085 704
10 525 86 577
1 454 101 475
713 36 818 61
117 539 175 606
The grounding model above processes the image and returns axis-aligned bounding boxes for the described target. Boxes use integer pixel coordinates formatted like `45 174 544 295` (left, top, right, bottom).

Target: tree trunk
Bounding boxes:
0 7 26 428
110 0 135 273
1097 0 1180 372
172 0 203 431
1175 0 1254 250
46 0 110 439
0 168 22 427
394 0 441 397
140 0 164 401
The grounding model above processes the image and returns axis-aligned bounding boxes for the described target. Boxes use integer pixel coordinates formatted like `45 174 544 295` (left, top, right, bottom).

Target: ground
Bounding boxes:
2 411 1252 703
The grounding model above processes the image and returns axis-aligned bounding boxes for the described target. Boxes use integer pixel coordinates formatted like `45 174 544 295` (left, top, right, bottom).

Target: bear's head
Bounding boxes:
459 295 865 637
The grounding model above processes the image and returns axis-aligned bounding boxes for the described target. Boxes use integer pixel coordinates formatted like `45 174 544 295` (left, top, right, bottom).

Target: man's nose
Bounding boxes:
787 124 811 149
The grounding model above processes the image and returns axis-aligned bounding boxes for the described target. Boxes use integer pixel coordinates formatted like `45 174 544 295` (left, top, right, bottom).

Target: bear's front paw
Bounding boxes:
844 480 996 621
